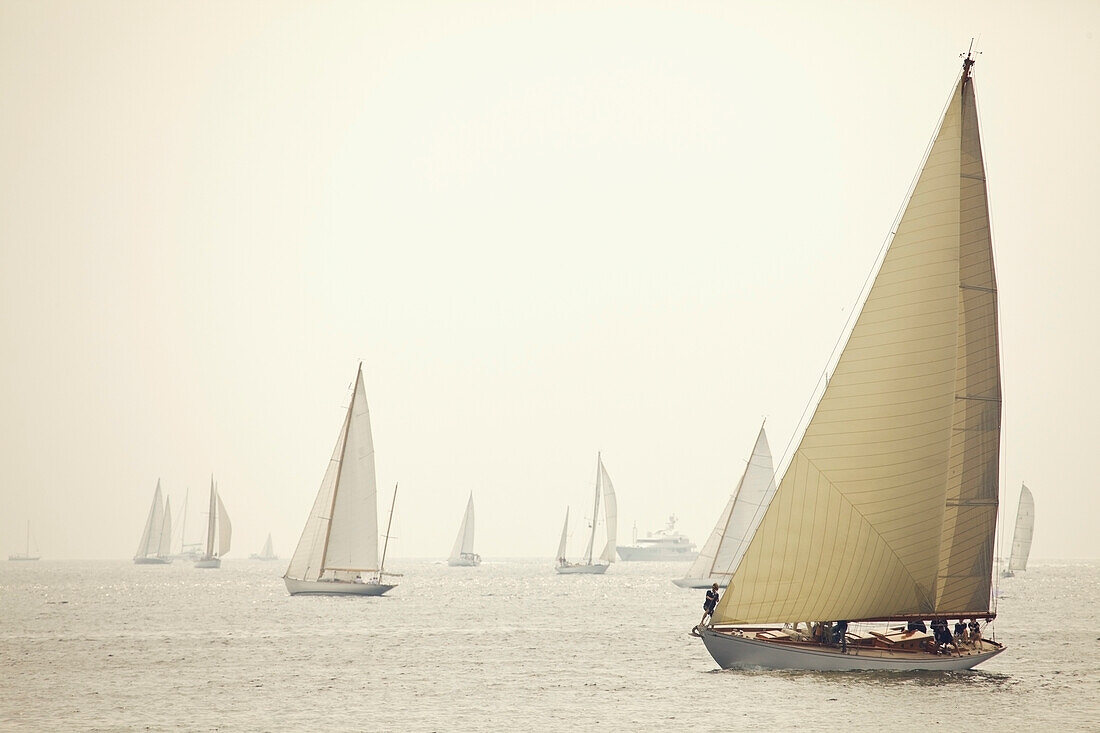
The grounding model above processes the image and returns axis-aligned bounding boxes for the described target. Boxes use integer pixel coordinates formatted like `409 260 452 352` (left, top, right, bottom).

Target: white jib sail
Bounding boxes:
1008 484 1035 572
686 425 777 582
135 480 164 558
262 533 274 558
449 493 476 562
556 508 569 562
582 454 602 564
598 458 617 564
157 498 173 557
216 493 232 557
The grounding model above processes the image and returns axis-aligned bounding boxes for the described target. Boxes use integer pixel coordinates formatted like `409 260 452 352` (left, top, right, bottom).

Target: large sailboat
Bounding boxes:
134 480 173 565
674 424 777 589
1002 484 1035 578
251 533 279 561
448 493 480 566
555 453 617 574
696 54 1007 671
194 478 231 569
284 364 398 596
8 521 40 561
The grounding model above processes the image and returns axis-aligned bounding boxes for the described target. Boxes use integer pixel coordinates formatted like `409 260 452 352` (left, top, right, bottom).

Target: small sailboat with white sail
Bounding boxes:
674 423 777 589
134 480 173 564
284 364 398 596
1001 484 1034 578
175 487 203 561
194 478 231 569
696 53 1007 671
555 453 616 574
8 521 40 561
251 533 279 561
448 493 480 566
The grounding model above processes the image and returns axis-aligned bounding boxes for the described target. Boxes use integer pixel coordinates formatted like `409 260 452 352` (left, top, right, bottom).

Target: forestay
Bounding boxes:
713 70 1000 625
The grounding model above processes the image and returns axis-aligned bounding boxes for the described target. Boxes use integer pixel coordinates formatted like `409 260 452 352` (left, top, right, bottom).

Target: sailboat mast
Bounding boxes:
319 366 361 576
584 453 602 564
379 483 398 577
205 477 216 558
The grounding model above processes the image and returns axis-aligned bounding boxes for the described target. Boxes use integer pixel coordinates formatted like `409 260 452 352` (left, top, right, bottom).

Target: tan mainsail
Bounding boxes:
713 68 1000 625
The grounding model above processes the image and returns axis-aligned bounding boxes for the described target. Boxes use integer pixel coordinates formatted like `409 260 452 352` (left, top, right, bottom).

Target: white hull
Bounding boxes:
194 557 221 569
133 556 172 565
284 577 395 596
616 546 697 562
555 563 609 574
698 627 1004 671
448 558 481 567
672 577 728 589
8 555 40 561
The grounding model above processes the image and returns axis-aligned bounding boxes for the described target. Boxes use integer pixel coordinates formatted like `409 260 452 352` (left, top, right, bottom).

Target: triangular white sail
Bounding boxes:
216 493 232 556
598 458 617 564
714 66 1000 625
286 365 379 582
582 456 602 565
556 508 569 562
157 498 173 558
685 425 777 583
449 493 476 562
1007 484 1034 572
135 480 164 559
261 533 274 558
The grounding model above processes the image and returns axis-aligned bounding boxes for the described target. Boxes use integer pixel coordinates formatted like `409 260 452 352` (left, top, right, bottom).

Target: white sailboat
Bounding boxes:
194 478 231 569
448 493 480 566
555 453 617 574
284 364 398 596
1002 484 1035 578
134 480 173 564
251 533 279 561
675 423 777 589
697 53 1006 671
8 521 40 561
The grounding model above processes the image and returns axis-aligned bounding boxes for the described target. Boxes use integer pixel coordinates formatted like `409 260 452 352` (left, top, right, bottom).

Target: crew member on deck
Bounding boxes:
700 583 720 627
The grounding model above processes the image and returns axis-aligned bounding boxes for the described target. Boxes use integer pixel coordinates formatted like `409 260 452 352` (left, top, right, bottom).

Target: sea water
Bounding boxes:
1 559 1097 731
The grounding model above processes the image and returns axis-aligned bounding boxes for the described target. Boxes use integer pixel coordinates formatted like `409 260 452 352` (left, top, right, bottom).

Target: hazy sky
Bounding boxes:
2 1 1097 562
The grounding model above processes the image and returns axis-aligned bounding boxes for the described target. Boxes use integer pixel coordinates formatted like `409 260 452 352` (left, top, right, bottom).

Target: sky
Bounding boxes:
1 0 1097 562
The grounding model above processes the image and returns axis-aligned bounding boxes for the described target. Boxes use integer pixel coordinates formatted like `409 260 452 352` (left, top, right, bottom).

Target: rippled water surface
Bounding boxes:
2 559 1098 731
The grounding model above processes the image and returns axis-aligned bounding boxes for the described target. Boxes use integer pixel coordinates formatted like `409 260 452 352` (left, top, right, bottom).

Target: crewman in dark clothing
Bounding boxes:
954 620 967 644
907 620 928 633
832 620 849 652
968 619 982 649
700 583 720 627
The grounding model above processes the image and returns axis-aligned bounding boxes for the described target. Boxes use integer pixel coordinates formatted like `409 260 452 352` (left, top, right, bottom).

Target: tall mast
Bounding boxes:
319 364 361 576
205 476 216 558
584 452 601 565
379 483 398 577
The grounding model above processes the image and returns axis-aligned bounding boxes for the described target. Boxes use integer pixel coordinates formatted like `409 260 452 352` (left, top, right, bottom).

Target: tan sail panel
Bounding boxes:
714 73 1000 625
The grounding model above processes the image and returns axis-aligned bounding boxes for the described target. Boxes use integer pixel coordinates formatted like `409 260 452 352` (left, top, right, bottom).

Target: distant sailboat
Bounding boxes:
251 533 278 561
8 521 40 561
176 487 202 561
284 364 398 596
134 480 173 565
675 423 777 589
1002 484 1035 578
194 478 231 569
555 453 617 574
696 53 1007 671
448 493 480 566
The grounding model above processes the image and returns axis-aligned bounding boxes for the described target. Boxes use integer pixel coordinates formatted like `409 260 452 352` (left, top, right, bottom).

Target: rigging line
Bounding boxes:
772 66 966 486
